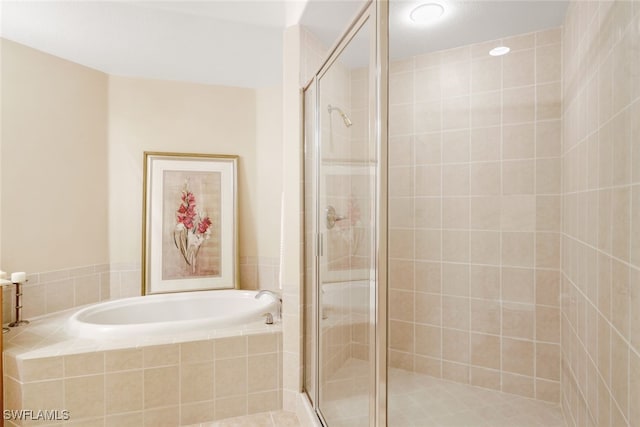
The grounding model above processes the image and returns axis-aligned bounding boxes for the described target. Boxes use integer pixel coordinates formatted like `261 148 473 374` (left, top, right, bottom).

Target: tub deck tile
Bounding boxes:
3 306 281 360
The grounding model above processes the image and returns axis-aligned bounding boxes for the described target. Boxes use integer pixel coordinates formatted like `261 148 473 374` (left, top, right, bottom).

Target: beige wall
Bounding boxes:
560 1 640 426
255 86 284 259
388 28 563 403
0 39 109 273
1 40 284 305
107 76 258 268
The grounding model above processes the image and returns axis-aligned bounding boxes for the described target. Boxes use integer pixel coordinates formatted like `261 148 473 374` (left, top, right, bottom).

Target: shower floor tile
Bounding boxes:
322 358 567 427
187 410 300 427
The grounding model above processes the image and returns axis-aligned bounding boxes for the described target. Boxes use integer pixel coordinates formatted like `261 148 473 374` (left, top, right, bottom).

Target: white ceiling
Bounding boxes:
390 1 569 61
0 0 568 88
1 1 291 88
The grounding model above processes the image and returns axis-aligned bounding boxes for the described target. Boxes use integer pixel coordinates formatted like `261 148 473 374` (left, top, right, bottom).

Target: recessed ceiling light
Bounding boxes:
410 3 445 24
489 46 511 56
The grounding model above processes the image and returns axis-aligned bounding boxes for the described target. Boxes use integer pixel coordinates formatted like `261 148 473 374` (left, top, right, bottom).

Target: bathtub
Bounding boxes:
4 289 283 425
66 289 279 339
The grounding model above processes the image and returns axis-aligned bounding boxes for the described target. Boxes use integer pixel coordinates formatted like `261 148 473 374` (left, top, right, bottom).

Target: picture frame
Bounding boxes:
142 152 238 295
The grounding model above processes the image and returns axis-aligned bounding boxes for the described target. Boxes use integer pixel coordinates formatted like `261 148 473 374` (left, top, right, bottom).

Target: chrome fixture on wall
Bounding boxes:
325 205 347 229
327 104 353 127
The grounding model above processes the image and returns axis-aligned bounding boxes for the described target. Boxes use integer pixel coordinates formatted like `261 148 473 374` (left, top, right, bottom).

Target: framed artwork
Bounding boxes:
142 152 238 294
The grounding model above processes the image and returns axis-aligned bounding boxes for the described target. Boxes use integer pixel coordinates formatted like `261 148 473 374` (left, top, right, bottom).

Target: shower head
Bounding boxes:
327 104 353 128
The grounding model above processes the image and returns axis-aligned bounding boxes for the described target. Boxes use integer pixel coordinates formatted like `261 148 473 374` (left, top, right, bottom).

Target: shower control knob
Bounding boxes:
325 205 347 230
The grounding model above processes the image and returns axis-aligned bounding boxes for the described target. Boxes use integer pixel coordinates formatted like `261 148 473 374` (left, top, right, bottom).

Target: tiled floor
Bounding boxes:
187 410 300 427
322 359 567 427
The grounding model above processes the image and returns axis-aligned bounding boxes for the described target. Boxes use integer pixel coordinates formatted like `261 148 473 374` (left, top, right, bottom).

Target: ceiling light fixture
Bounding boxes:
489 46 511 56
410 3 445 24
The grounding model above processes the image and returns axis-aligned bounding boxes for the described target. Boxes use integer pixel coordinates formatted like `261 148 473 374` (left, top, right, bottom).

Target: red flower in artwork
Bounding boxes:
176 191 199 229
174 183 214 271
182 192 196 205
197 216 212 234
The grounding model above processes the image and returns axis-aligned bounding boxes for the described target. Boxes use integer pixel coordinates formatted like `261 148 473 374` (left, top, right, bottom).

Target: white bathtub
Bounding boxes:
66 289 279 339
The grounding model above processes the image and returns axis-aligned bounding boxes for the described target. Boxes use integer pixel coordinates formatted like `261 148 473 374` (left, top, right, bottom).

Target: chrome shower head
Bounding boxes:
327 104 353 128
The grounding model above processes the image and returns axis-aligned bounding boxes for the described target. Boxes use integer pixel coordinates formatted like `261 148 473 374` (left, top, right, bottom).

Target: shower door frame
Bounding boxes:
302 1 389 426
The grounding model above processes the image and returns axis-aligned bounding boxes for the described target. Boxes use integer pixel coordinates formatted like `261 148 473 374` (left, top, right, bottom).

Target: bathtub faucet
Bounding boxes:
255 290 282 322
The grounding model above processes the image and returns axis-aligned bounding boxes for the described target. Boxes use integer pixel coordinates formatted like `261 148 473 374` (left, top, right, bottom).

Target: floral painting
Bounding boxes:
162 171 221 280
143 152 238 294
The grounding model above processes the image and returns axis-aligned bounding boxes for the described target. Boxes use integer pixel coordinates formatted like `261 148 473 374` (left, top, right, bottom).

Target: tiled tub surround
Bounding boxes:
560 1 640 427
1 264 113 325
3 309 282 426
388 27 563 403
2 257 280 325
238 257 282 291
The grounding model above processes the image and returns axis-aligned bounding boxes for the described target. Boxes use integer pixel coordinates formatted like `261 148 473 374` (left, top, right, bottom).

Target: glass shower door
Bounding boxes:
315 16 374 427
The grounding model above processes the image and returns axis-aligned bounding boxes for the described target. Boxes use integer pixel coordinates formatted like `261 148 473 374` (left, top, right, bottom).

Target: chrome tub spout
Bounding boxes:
255 290 282 322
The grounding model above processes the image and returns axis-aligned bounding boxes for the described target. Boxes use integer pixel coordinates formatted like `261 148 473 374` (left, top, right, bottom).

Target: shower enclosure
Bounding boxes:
303 4 387 425
303 0 636 426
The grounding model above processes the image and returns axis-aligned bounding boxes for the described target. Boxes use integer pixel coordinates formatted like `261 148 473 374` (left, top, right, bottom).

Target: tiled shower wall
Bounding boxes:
388 28 563 402
560 1 640 426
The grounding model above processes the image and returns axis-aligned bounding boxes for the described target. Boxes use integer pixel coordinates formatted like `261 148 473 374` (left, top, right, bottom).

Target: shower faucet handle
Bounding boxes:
325 205 346 230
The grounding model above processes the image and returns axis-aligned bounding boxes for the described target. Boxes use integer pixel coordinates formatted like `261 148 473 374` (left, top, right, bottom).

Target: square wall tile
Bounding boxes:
181 362 214 403
503 49 535 88
390 259 416 291
415 324 440 358
502 232 535 267
503 123 535 160
503 86 535 124
470 126 501 161
470 163 501 196
536 343 560 381
65 375 105 419
471 333 500 369
536 43 562 83
415 197 441 229
502 303 534 340
470 196 501 230
502 268 534 304
443 329 469 364
503 160 535 195
472 57 501 93
471 91 502 127
105 371 143 414
502 372 534 398
470 299 500 335
536 306 560 343
502 195 536 231
469 265 500 300
470 231 500 265
144 366 179 409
